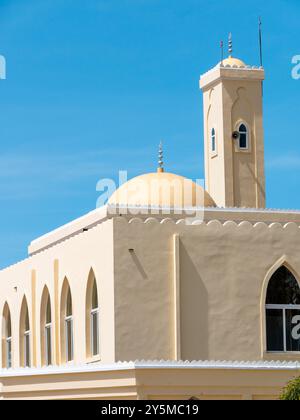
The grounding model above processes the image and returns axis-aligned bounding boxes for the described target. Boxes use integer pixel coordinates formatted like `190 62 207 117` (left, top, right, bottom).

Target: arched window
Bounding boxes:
60 279 73 363
86 270 100 358
19 297 30 367
266 266 300 352
238 123 248 149
211 128 216 153
2 303 12 368
41 287 52 366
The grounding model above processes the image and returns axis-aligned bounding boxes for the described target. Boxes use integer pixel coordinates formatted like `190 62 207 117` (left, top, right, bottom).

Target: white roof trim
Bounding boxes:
1 360 299 378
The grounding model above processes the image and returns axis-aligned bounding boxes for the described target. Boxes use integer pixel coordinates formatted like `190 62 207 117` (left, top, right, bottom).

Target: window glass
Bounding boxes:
46 298 51 324
92 283 98 310
45 325 52 365
286 309 300 352
266 309 284 352
25 310 30 332
66 290 72 317
211 128 216 152
66 318 73 362
6 339 12 369
25 333 30 367
238 124 248 149
92 311 99 356
266 266 300 305
266 266 300 352
6 311 11 338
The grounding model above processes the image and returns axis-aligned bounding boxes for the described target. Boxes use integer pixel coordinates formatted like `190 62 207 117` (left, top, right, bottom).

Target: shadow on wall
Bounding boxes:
180 241 209 361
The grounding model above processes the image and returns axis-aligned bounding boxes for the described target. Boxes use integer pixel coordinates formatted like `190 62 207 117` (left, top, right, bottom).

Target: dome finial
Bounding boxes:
228 32 233 57
157 141 164 173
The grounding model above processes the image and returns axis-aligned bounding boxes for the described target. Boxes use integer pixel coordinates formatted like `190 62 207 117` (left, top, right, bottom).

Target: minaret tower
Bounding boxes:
200 34 266 208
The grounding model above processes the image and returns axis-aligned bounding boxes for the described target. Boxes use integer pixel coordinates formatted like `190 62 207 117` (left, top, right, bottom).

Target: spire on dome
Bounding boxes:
157 141 164 173
228 32 233 57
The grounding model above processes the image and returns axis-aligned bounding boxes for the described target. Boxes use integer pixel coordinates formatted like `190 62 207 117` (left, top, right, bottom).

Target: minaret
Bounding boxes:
199 34 266 208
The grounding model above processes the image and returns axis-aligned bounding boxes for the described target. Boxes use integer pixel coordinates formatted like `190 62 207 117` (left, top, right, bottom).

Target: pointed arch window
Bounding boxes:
91 281 99 357
41 288 52 367
211 128 216 153
2 304 12 368
45 297 52 365
266 266 300 352
238 123 248 149
86 271 100 358
65 288 73 362
20 298 30 367
60 280 74 363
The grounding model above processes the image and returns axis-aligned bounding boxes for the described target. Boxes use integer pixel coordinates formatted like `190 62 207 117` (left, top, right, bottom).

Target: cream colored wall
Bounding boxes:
203 85 226 205
200 66 265 209
0 363 298 400
0 219 115 369
2 211 300 369
113 217 300 363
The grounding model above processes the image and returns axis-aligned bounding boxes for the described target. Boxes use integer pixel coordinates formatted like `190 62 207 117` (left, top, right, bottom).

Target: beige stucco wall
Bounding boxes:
0 219 115 369
113 216 300 363
2 209 300 370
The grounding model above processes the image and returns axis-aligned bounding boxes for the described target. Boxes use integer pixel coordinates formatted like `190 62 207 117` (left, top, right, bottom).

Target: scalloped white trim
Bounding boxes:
1 359 299 377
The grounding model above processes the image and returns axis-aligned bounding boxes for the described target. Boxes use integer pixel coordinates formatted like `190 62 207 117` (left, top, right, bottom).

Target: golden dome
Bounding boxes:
221 56 246 67
108 171 216 208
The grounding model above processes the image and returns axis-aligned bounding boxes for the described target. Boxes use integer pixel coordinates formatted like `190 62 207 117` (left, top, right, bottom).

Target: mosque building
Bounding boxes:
0 38 300 400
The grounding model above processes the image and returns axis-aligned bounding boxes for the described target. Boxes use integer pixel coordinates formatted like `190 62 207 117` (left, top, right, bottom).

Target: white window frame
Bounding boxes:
266 303 300 353
24 330 30 367
90 307 99 357
6 336 12 369
65 315 73 362
45 322 52 366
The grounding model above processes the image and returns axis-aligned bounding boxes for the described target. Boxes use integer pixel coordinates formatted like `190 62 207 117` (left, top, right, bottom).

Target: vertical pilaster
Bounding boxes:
54 259 60 365
173 234 181 361
31 270 37 367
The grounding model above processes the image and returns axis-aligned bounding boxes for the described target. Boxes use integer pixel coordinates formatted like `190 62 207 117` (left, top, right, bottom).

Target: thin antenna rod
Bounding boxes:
220 40 224 64
259 17 263 67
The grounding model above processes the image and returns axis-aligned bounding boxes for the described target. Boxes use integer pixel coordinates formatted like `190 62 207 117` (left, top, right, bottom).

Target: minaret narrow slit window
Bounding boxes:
238 123 248 149
211 128 216 153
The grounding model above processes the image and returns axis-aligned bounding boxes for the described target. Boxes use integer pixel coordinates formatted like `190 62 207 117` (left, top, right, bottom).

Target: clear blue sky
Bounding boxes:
0 0 300 268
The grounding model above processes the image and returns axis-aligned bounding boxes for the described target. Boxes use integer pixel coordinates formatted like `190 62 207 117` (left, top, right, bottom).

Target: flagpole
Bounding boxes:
259 17 263 67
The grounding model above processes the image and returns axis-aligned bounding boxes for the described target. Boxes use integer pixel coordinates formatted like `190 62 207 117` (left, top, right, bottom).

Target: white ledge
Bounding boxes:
1 360 299 378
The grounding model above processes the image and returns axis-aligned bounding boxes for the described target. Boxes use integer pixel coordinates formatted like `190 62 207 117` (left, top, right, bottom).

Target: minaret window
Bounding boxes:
211 128 216 153
266 266 300 352
238 123 248 149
